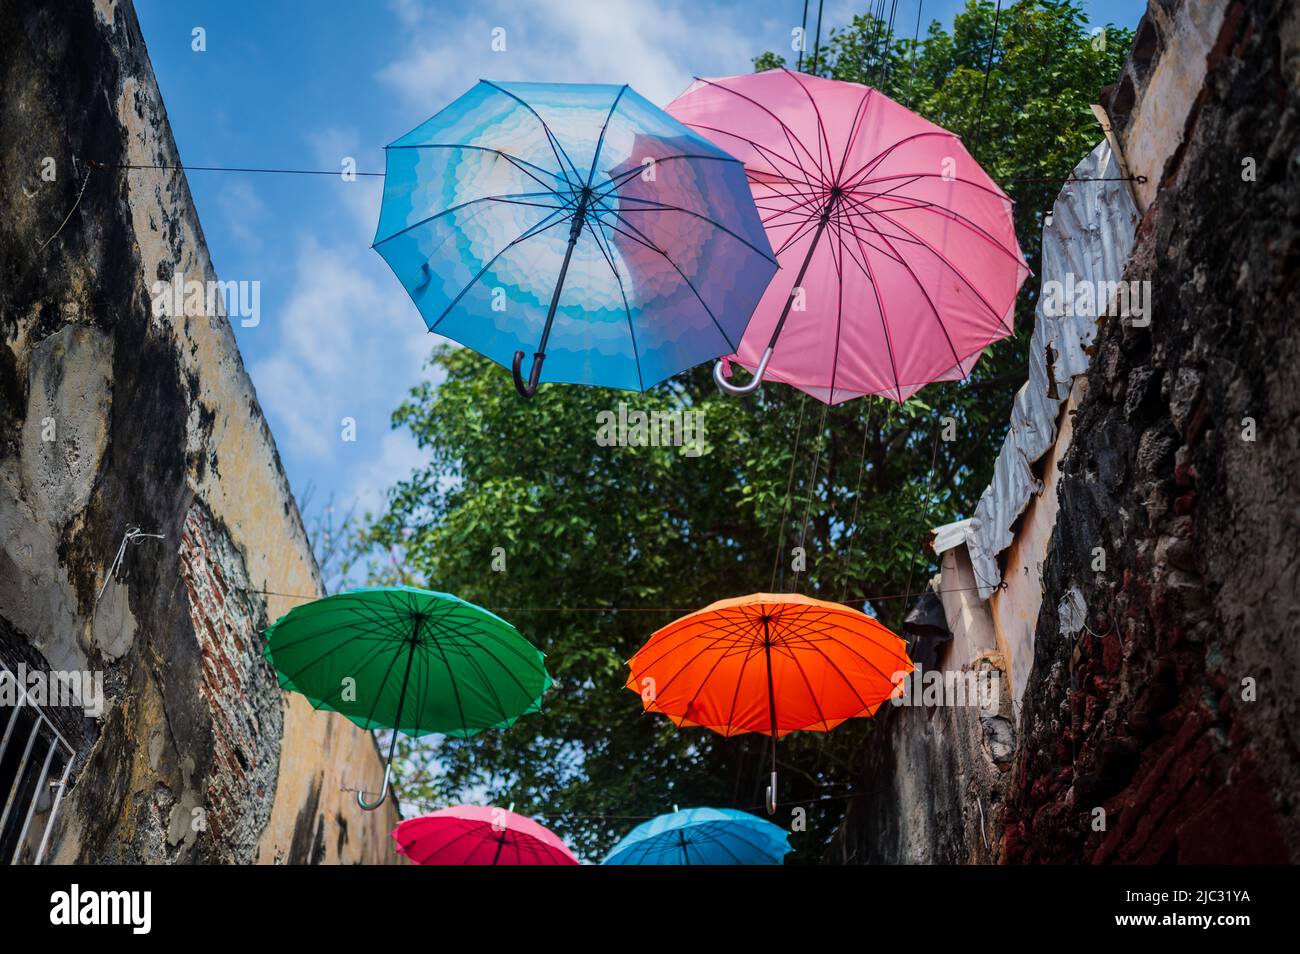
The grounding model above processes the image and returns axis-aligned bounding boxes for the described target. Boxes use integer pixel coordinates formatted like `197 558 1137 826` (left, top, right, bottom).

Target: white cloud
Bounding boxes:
377 0 780 108
250 236 431 461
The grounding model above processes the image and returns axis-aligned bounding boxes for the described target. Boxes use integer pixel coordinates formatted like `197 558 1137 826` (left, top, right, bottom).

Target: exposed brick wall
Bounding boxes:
999 0 1300 863
177 504 281 862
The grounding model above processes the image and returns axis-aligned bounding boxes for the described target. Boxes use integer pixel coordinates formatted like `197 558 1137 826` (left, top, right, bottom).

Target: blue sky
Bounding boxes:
134 0 1144 534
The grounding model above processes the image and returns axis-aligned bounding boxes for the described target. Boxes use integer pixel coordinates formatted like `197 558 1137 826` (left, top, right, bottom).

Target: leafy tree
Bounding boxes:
365 1 1132 861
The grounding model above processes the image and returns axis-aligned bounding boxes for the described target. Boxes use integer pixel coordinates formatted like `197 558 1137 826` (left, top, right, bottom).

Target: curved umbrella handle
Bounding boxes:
357 761 393 811
512 350 546 399
713 347 773 397
766 771 778 815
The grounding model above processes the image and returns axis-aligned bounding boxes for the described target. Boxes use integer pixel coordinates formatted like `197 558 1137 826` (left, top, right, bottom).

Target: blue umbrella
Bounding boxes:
374 80 777 397
602 807 791 865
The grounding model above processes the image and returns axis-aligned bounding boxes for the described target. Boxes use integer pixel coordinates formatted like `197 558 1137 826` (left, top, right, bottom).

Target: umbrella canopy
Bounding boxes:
603 807 791 865
625 592 913 811
666 68 1030 404
264 586 550 809
374 80 778 397
393 806 579 865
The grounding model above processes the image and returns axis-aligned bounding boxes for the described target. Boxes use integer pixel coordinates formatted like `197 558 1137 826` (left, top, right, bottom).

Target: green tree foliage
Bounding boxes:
366 1 1131 861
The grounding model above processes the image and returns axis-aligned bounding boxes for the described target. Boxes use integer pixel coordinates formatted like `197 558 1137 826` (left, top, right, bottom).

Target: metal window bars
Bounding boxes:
0 665 75 864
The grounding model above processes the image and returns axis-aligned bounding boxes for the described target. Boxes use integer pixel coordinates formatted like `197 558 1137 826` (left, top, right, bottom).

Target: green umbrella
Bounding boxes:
263 586 551 810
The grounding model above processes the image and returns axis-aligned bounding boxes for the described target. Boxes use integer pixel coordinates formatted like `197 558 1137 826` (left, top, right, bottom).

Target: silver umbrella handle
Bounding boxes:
713 347 774 397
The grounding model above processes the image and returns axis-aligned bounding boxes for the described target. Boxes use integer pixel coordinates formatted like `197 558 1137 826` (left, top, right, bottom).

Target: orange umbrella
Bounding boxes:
625 592 914 812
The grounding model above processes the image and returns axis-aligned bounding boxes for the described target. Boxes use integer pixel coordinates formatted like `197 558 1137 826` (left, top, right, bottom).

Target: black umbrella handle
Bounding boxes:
512 194 588 400
512 350 546 398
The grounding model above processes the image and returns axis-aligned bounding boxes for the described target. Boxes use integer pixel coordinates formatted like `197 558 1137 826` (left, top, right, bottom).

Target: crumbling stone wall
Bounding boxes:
1001 0 1300 863
0 0 398 862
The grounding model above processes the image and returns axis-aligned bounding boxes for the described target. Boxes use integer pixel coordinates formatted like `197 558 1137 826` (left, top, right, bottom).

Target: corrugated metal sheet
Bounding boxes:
937 140 1141 598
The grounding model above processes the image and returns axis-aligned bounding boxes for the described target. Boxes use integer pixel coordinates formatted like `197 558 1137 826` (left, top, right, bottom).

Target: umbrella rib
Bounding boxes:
637 627 757 715
838 199 966 378
584 84 629 189
688 76 828 189
426 209 572 333
681 122 822 190
843 208 906 402
426 612 547 724
587 153 750 206
373 192 565 248
839 184 1027 269
479 80 581 189
839 130 963 192
779 68 835 186
862 205 1015 335
610 196 779 264
387 143 567 198
832 87 874 186
670 630 761 732
598 212 740 353
587 216 645 392
778 618 910 704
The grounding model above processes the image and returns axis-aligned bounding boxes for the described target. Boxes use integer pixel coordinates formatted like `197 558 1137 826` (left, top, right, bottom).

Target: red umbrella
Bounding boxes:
393 806 579 865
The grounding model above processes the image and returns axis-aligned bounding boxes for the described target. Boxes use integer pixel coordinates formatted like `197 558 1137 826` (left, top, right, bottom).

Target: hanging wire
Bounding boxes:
790 402 830 593
797 0 810 71
772 394 808 591
877 0 900 89
810 0 826 74
898 412 942 630
839 400 875 602
906 0 924 107
970 0 1003 156
85 159 385 177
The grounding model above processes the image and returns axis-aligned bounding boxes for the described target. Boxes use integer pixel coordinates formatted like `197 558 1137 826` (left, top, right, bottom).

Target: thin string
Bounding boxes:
791 402 830 593
245 579 1006 612
839 400 874 602
38 161 92 252
899 414 941 631
970 0 1003 157
97 526 165 603
906 0 924 107
772 394 808 591
86 159 385 177
84 157 1143 187
797 0 810 71
811 0 826 74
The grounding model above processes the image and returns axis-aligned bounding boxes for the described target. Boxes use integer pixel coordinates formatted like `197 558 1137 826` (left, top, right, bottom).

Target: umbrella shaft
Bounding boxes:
537 199 589 357
764 197 836 351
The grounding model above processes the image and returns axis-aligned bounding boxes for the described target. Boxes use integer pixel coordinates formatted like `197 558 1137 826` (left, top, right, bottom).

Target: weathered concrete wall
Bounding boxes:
1002 0 1300 863
1 0 398 862
841 0 1299 864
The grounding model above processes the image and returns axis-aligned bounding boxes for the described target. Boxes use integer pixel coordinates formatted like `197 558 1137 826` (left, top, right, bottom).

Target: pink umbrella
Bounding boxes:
393 806 579 865
666 68 1029 404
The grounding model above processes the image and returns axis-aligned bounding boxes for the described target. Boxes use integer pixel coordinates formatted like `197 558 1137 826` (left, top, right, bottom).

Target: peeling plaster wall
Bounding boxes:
1002 0 1300 863
1 0 398 863
843 0 1298 864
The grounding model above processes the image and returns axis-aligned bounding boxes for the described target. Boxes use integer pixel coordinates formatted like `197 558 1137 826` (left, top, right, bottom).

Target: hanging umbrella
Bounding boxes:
666 68 1030 404
625 592 913 813
374 80 778 398
393 806 579 865
263 586 551 810
602 807 791 865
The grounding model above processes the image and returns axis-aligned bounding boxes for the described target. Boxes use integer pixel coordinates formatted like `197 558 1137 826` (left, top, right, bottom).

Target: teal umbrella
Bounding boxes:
602 807 792 865
263 586 550 809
